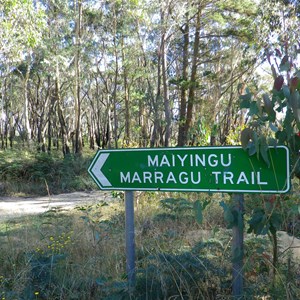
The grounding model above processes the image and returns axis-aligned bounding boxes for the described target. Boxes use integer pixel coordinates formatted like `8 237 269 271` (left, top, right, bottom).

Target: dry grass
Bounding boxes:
0 192 299 299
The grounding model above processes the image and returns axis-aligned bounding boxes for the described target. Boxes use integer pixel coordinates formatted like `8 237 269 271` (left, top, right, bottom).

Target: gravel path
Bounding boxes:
0 191 114 221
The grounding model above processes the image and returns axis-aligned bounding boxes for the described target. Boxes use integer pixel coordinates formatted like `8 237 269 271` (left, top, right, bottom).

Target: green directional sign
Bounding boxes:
88 146 290 193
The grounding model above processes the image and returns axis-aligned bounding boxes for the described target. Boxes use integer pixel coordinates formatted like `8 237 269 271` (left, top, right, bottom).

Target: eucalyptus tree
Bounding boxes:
200 0 262 145
0 0 47 146
0 0 284 153
35 0 99 155
174 0 261 146
73 0 83 154
20 0 74 154
84 0 162 148
236 0 300 281
243 0 300 163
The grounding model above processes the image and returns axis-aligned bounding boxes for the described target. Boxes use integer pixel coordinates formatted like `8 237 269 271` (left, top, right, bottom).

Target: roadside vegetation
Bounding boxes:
0 148 299 299
0 147 95 197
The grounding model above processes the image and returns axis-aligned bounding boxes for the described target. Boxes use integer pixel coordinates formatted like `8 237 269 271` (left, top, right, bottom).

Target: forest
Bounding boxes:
1 0 298 152
1 0 300 299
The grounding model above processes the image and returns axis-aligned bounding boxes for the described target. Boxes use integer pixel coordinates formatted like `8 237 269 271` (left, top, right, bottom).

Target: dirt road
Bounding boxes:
0 191 115 221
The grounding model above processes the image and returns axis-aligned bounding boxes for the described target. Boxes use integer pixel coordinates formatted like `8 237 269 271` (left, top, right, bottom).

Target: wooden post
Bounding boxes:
125 191 136 288
232 193 244 299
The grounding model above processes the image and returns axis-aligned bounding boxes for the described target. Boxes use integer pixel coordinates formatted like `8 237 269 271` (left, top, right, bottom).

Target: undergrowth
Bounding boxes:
0 149 96 196
0 192 299 299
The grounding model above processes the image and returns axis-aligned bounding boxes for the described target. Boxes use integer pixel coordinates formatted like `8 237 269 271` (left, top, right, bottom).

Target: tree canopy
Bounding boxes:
0 0 298 155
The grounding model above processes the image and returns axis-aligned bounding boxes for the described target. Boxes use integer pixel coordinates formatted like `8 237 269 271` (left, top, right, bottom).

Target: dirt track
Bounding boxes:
0 191 114 221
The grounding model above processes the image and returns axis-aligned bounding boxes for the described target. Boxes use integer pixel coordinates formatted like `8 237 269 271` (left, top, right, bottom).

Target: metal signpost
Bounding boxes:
88 146 290 296
232 193 244 298
125 190 135 288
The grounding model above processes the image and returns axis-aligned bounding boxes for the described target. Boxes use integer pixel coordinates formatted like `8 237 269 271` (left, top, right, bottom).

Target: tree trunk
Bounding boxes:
184 5 201 145
35 76 47 152
55 63 70 156
121 35 130 147
150 49 161 148
112 40 119 149
74 0 83 155
23 62 32 143
1 77 6 149
108 108 113 148
161 9 171 147
139 100 148 147
47 76 55 152
177 15 189 147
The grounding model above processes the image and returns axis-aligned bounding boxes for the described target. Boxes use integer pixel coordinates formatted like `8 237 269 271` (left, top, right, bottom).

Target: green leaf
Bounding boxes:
259 137 270 167
283 108 295 137
270 212 282 231
220 201 234 228
262 94 273 114
291 204 300 215
248 209 264 226
253 131 259 157
247 141 257 156
256 247 265 254
249 101 259 116
279 55 290 72
237 210 244 231
193 200 203 224
241 128 254 150
240 93 251 108
248 209 268 235
282 85 291 100
290 91 300 123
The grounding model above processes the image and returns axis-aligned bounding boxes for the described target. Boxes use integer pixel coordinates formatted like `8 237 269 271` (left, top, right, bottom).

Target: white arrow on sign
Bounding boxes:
90 153 112 187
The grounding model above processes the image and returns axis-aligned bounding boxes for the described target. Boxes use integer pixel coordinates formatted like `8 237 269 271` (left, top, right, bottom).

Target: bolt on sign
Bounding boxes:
88 146 290 194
